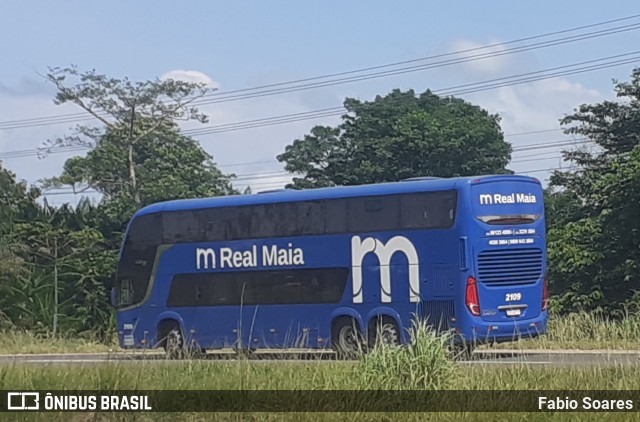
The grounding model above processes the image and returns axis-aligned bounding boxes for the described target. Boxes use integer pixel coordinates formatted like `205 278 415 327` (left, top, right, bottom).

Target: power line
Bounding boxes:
507 128 564 137
513 138 592 152
188 25 640 107
41 138 596 195
3 14 640 130
2 56 621 171
144 52 640 137
190 14 640 101
512 149 571 159
41 164 578 197
440 56 640 97
511 155 567 164
519 166 570 174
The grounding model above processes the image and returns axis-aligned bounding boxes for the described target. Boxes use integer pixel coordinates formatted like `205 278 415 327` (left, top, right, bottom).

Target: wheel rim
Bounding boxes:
166 329 182 354
338 325 359 352
377 323 399 346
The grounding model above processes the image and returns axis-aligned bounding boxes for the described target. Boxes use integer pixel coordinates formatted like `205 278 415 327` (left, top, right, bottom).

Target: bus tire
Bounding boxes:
159 321 184 359
449 335 475 361
332 317 364 359
233 347 255 359
370 316 400 348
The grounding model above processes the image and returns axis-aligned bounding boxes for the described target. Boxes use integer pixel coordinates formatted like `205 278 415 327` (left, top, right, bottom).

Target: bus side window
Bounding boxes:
118 278 134 306
348 196 400 232
198 207 234 241
228 207 253 239
163 210 199 243
401 191 457 229
324 199 347 234
297 201 325 235
251 204 277 238
128 213 163 245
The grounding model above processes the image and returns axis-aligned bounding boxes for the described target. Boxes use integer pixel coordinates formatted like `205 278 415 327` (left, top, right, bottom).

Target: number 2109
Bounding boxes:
505 293 522 302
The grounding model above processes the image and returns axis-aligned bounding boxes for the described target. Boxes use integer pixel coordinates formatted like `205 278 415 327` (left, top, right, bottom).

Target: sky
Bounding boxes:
1 1 640 205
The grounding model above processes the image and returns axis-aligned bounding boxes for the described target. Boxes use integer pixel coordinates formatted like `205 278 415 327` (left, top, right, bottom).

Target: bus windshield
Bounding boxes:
476 214 541 225
471 180 544 226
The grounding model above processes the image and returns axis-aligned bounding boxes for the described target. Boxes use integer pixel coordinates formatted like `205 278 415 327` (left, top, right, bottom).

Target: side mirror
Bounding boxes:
110 287 117 308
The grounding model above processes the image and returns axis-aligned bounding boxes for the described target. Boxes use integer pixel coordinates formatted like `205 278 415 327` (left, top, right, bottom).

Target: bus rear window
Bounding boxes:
476 214 540 225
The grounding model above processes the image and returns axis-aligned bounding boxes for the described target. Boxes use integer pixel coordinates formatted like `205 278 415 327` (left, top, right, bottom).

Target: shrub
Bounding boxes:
359 321 456 390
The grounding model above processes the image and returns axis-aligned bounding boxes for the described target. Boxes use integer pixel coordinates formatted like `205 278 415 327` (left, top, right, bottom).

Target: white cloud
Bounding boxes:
191 95 341 192
160 70 220 89
474 77 601 136
461 76 604 184
447 38 514 76
0 53 613 203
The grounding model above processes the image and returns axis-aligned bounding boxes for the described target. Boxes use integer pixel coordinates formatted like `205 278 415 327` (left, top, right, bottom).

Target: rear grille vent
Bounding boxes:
477 248 543 286
419 300 455 332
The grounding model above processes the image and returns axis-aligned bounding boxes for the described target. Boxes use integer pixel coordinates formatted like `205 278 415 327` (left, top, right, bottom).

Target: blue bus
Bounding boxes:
112 175 548 357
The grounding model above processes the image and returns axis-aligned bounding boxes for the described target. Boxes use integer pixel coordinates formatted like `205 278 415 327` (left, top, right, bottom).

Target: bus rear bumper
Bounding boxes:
456 314 548 345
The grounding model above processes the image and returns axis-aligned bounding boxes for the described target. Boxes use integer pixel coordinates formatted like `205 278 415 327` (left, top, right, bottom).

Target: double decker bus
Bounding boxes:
112 175 548 356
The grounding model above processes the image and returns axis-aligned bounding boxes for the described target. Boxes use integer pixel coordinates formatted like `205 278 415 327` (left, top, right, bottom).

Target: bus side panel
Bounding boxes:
117 228 463 350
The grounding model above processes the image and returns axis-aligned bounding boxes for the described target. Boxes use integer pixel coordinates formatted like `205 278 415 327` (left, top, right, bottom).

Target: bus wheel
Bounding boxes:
332 318 364 358
372 317 400 348
449 335 475 361
233 347 255 359
165 328 184 359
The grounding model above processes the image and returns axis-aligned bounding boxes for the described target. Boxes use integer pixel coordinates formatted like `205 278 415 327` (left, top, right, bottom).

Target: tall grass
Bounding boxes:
548 311 640 343
495 312 640 350
2 312 640 355
0 331 113 354
1 361 640 421
0 323 639 421
360 321 455 390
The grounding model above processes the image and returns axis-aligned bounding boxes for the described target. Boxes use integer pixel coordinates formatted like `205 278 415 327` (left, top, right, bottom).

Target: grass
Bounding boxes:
0 360 639 420
2 312 640 356
489 312 640 350
0 331 114 354
1 324 640 421
7 312 640 355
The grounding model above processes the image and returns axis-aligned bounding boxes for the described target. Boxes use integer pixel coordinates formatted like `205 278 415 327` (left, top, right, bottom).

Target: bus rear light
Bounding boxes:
542 273 549 311
465 276 481 316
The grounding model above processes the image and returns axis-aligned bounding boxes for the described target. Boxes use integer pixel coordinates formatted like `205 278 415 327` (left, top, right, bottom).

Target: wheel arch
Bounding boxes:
330 307 365 335
156 312 185 347
365 307 406 344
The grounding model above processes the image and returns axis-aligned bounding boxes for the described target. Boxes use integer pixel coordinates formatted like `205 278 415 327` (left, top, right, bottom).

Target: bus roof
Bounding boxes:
134 174 540 217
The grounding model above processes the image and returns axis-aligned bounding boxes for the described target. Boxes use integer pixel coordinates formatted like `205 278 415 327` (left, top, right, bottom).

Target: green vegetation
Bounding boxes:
0 67 237 338
495 312 640 350
361 322 456 389
546 68 640 315
277 89 511 189
0 360 639 395
3 65 640 345
1 312 640 354
0 323 638 420
0 331 114 354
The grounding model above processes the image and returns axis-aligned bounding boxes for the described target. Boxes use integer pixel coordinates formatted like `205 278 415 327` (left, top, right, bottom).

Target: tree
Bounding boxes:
43 66 224 207
30 68 239 336
548 68 640 314
0 163 40 283
44 119 236 227
277 89 511 188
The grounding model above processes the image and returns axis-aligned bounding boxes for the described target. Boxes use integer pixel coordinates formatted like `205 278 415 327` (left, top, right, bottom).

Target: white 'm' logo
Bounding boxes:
351 235 420 304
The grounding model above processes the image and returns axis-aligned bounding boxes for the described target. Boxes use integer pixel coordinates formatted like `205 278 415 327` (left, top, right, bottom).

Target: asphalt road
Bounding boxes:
0 349 639 366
